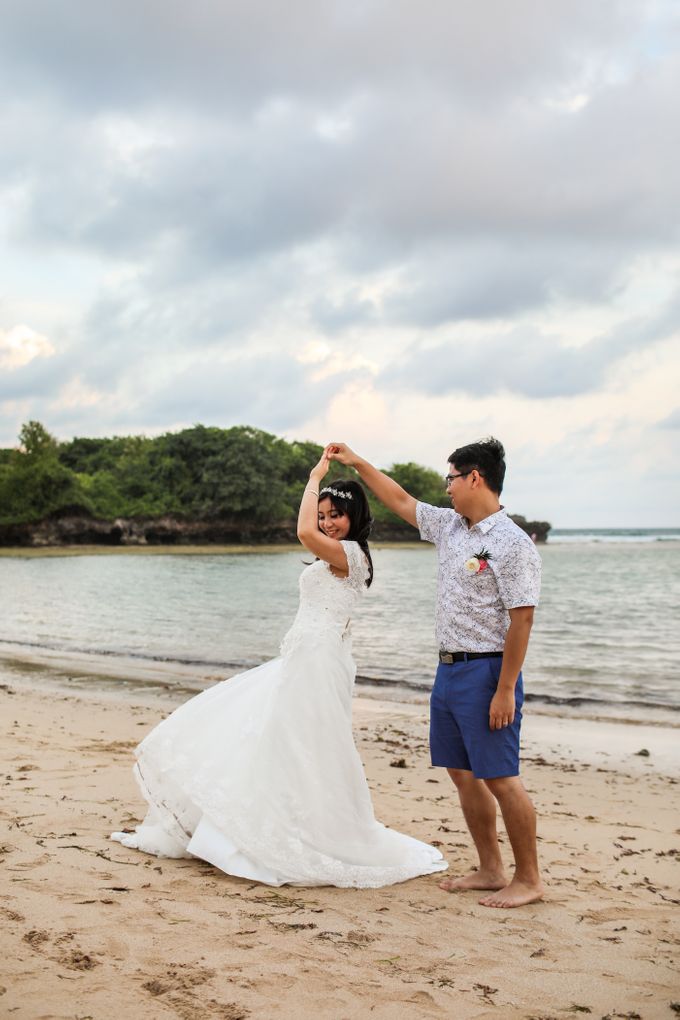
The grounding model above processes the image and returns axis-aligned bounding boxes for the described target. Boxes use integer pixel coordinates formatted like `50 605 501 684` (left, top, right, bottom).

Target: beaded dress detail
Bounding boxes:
111 540 447 887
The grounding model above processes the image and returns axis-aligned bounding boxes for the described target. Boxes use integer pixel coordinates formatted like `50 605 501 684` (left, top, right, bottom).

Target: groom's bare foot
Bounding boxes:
439 869 507 893
478 877 545 908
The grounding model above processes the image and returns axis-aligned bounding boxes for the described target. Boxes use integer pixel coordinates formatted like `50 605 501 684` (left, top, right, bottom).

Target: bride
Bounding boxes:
111 453 447 887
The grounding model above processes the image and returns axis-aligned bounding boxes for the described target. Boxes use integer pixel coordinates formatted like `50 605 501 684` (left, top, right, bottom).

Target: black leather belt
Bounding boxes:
439 651 503 664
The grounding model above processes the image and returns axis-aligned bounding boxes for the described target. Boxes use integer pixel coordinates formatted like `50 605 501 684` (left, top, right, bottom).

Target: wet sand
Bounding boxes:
0 541 424 558
1 672 679 1019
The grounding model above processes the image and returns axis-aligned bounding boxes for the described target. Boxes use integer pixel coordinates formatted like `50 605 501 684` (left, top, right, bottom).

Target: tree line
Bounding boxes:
0 422 550 543
0 421 451 534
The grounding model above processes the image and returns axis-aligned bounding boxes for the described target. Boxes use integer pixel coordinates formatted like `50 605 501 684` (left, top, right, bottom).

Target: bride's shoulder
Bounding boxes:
339 538 364 560
339 539 370 577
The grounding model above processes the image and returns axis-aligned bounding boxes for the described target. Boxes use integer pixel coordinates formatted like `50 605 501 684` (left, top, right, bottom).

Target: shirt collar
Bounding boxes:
456 507 506 534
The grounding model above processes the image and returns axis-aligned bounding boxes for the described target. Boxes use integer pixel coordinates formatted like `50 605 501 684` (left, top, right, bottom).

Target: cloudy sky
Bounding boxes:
1 0 679 527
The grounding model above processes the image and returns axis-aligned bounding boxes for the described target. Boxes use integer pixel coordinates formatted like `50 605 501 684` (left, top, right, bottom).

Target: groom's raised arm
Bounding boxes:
325 443 418 528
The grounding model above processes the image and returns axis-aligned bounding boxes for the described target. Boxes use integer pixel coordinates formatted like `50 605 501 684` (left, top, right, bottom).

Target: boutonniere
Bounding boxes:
465 548 491 573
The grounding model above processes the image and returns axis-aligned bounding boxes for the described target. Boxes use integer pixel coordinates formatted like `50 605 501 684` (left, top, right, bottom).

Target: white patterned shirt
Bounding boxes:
416 503 541 653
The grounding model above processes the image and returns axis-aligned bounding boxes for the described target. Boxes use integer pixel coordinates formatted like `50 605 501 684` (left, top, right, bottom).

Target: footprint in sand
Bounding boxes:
141 964 217 996
22 928 101 971
0 904 24 923
22 929 50 949
140 964 247 1020
580 906 644 925
58 948 100 971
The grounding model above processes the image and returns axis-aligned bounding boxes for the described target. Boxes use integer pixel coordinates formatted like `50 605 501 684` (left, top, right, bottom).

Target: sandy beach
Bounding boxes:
1 670 679 1020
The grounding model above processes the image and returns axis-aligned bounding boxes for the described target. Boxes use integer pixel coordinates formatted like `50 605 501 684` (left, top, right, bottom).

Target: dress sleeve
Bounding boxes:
416 501 450 545
495 537 542 609
340 540 370 589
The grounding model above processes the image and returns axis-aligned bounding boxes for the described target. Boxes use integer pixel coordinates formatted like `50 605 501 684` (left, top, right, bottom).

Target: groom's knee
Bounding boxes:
446 767 476 790
483 775 522 800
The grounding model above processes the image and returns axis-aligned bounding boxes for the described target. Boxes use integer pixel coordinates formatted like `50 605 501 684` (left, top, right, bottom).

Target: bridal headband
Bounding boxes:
320 486 354 500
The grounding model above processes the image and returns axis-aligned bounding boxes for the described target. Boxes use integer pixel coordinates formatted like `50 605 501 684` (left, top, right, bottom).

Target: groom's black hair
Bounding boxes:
449 437 506 495
319 478 374 587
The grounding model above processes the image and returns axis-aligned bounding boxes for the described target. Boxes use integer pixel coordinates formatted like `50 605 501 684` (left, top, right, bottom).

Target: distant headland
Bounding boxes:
0 421 551 547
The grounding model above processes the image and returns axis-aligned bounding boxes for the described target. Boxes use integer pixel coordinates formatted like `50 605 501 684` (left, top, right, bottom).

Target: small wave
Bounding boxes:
523 691 680 712
0 637 255 675
355 673 680 713
549 529 680 544
3 637 679 715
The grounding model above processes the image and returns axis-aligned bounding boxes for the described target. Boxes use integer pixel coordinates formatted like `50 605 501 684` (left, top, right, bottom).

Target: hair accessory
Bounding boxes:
320 486 354 500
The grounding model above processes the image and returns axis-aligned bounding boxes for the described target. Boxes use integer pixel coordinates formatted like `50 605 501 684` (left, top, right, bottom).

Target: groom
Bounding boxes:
326 438 544 908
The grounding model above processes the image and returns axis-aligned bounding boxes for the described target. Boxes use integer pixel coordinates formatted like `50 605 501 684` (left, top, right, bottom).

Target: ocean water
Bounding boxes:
550 528 680 543
1 533 678 715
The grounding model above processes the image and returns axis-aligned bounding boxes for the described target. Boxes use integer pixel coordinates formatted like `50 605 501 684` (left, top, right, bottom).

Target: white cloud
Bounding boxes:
0 324 55 370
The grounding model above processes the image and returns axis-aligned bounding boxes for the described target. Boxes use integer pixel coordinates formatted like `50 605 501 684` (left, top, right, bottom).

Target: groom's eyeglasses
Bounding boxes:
444 472 472 485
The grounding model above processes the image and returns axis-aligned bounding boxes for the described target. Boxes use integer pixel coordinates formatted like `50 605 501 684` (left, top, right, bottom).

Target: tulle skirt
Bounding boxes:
112 634 447 887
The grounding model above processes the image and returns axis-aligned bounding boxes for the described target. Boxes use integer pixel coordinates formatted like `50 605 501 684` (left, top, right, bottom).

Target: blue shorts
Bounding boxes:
429 657 523 779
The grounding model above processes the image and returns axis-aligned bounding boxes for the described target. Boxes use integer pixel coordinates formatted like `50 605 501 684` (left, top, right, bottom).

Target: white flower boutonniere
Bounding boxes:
465 548 491 573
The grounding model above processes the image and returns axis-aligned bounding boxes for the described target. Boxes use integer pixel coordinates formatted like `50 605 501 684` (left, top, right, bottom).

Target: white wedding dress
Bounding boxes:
111 540 447 887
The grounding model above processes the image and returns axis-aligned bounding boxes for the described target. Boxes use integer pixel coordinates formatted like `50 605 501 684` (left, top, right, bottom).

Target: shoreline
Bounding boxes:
1 669 678 1018
1 537 679 557
0 541 428 557
2 642 679 732
3 652 679 780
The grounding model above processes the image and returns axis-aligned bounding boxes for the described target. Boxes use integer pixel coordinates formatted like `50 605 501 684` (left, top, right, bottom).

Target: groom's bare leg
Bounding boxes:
477 775 544 908
439 768 508 892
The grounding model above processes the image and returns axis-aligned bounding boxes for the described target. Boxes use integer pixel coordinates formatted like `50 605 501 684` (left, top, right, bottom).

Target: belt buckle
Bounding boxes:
440 652 454 664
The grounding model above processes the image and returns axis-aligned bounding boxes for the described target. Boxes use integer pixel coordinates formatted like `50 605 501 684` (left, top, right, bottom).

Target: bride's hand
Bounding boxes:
325 442 357 466
309 452 330 482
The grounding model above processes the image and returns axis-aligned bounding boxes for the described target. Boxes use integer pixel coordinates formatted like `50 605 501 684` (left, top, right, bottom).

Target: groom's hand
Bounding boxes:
326 444 418 526
489 688 516 730
325 442 358 467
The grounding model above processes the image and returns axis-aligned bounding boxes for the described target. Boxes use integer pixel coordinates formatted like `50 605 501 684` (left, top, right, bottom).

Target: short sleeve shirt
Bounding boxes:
416 502 541 652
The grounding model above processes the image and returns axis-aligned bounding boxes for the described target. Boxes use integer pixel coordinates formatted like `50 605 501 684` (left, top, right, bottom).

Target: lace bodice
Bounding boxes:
280 540 369 655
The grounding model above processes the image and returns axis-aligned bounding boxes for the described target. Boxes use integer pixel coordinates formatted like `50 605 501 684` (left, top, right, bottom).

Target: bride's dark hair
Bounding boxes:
319 478 374 587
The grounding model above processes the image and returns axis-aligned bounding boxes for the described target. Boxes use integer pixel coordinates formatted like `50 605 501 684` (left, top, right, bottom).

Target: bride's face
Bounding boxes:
317 497 351 540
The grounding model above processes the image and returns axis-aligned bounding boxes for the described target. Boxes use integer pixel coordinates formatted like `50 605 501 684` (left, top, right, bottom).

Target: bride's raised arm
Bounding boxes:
296 452 349 574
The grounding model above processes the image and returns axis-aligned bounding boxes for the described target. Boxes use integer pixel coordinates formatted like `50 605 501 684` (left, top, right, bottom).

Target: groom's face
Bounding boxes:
445 462 473 513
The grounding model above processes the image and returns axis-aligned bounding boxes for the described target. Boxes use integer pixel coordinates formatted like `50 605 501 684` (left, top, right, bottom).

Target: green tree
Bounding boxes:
1 422 490 539
59 435 119 475
19 420 58 458
0 422 91 523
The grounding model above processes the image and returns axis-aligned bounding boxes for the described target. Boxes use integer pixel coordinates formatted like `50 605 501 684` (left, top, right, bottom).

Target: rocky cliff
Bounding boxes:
0 510 551 546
